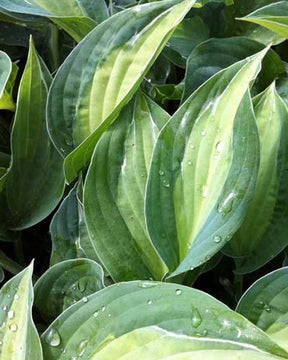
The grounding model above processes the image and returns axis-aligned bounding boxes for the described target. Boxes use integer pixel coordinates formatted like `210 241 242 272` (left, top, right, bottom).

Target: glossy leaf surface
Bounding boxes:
41 281 288 359
241 1 288 40
0 0 109 41
47 0 196 183
0 263 42 359
183 37 284 101
237 267 288 351
34 259 104 323
92 326 283 360
84 92 169 281
0 38 65 230
224 84 288 273
146 49 265 277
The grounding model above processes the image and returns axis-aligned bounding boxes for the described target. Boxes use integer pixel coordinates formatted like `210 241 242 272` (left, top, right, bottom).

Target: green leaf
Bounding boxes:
91 326 285 360
240 1 288 40
84 92 169 281
50 183 90 266
0 51 17 111
0 37 65 230
34 259 104 323
163 16 209 68
145 49 266 278
41 281 288 359
237 267 288 351
46 0 197 184
0 263 43 359
224 84 288 274
0 0 109 41
183 37 284 102
224 0 285 45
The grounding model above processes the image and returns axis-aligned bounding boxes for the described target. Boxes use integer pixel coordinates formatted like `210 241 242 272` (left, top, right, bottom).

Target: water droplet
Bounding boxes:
202 185 209 198
217 191 238 216
188 160 192 166
163 179 170 188
9 324 18 332
14 294 19 300
201 130 207 137
0 340 2 346
259 301 264 306
175 289 182 296
76 340 88 356
93 310 99 318
2 305 7 312
7 310 14 319
216 141 223 153
45 328 61 347
264 305 271 313
190 144 195 150
101 306 106 312
216 128 221 133
82 297 88 303
147 300 152 305
190 267 194 271
138 281 158 289
159 170 165 176
191 307 202 328
213 235 222 244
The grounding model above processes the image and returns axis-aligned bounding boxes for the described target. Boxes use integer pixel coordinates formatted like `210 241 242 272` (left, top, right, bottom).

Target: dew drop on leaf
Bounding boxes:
213 235 222 244
217 191 237 216
7 310 14 319
9 324 18 332
216 141 223 153
201 185 209 198
2 305 7 312
147 299 152 305
76 340 88 356
175 289 182 296
191 306 202 328
82 297 88 303
264 305 271 313
201 130 207 137
45 327 61 347
138 281 158 288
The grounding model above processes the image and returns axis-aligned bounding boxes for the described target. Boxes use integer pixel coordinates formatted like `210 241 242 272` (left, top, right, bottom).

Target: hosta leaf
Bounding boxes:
0 263 42 359
241 1 288 40
224 84 288 273
0 51 17 111
41 281 288 359
163 16 209 68
84 92 169 281
46 0 197 183
237 267 288 351
0 38 65 230
183 37 284 102
34 259 104 323
50 182 99 267
224 0 285 45
145 49 266 278
91 326 283 360
0 0 109 41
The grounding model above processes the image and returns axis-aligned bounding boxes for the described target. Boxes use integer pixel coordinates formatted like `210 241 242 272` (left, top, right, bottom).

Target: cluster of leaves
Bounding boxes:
1 0 288 358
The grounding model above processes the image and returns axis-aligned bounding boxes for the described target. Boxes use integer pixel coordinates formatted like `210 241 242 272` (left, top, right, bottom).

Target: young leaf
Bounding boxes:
240 1 288 40
84 92 169 281
91 326 283 360
0 51 17 111
41 281 288 359
183 37 284 102
0 0 109 41
0 262 43 359
224 84 288 273
46 0 197 183
0 37 65 230
145 49 266 278
237 267 288 351
34 259 104 323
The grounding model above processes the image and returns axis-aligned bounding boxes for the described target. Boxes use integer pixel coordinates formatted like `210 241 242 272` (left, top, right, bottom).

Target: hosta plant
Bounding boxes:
1 0 288 359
